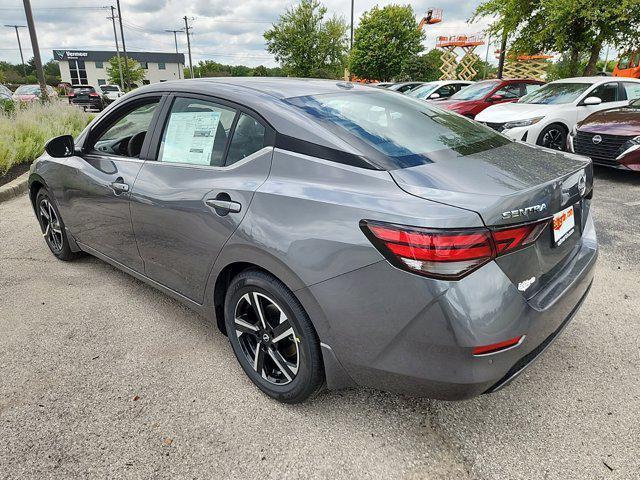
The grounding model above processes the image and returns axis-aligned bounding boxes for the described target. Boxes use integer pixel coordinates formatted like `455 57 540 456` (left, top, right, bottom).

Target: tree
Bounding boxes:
252 65 269 77
398 49 442 81
264 0 348 78
106 56 145 88
349 4 425 82
474 0 640 77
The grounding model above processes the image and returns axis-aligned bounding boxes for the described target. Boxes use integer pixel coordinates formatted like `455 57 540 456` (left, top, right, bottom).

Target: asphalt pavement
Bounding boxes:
0 167 638 479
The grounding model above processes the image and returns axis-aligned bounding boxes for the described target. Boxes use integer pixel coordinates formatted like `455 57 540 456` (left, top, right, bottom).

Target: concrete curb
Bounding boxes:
0 172 29 204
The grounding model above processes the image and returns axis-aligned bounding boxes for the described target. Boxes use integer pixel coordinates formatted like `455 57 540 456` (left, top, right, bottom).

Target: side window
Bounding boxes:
436 85 454 97
226 114 267 166
158 97 236 166
494 84 522 99
590 83 620 103
525 83 542 95
623 82 640 101
92 99 160 157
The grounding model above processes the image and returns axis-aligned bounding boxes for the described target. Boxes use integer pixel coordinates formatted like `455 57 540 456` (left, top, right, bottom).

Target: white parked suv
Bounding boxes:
476 77 640 150
98 84 124 103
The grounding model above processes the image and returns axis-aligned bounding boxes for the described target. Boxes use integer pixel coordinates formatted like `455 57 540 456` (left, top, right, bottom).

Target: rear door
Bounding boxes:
130 94 274 303
60 94 164 272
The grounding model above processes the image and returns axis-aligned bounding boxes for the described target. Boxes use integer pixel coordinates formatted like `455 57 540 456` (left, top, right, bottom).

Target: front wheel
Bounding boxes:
537 124 567 151
224 270 324 404
35 188 78 261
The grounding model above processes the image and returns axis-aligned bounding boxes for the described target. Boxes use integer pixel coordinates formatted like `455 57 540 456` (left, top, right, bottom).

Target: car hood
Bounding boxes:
389 140 590 227
476 102 554 122
578 107 640 136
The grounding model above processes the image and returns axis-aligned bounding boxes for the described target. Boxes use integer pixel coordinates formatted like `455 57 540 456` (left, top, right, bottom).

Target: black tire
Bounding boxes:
35 187 79 261
537 124 567 151
224 269 324 404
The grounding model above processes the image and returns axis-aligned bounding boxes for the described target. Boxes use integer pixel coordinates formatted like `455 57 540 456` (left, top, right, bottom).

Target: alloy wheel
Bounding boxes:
541 128 565 150
39 198 63 253
234 291 300 385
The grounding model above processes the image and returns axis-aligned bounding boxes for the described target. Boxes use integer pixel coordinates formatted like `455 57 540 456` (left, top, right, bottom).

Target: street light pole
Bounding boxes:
165 29 183 80
4 25 27 77
109 6 124 89
21 0 48 101
350 0 354 50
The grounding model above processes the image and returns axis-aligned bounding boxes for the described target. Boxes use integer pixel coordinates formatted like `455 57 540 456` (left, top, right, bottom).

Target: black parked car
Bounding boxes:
68 85 106 111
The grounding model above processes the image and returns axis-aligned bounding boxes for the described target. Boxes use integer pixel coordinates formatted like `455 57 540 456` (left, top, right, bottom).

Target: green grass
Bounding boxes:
0 100 94 176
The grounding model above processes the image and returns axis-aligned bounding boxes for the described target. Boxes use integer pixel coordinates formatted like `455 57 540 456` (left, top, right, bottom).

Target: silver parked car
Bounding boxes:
29 78 597 403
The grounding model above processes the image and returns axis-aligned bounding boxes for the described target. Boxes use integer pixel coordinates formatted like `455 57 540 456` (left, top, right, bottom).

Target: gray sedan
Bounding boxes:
29 78 597 403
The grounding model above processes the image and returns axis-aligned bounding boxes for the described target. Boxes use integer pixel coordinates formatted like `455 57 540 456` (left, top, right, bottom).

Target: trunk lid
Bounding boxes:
390 141 593 298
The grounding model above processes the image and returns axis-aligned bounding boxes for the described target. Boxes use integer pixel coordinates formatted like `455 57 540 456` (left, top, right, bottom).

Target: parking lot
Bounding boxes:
0 167 638 479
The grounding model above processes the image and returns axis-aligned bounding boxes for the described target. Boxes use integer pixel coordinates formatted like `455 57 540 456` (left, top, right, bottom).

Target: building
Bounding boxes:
53 50 185 87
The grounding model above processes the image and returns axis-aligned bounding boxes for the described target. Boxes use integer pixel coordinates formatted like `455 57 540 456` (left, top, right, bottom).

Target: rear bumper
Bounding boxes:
69 98 103 110
299 210 598 400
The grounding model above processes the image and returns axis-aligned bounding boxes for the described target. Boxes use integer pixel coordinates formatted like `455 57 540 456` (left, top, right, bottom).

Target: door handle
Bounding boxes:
111 181 130 193
205 199 241 214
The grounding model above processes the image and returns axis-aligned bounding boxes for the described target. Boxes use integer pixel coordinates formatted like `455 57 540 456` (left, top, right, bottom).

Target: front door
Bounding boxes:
579 82 628 122
130 95 273 303
60 96 163 272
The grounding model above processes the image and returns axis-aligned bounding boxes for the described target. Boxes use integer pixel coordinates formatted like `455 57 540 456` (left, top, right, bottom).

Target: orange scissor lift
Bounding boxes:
436 35 485 80
495 51 553 80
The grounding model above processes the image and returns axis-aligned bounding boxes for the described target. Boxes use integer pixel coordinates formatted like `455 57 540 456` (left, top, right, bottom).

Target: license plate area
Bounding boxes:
552 205 575 247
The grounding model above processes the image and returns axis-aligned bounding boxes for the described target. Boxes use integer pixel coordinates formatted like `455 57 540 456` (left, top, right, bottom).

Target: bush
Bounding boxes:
0 101 93 175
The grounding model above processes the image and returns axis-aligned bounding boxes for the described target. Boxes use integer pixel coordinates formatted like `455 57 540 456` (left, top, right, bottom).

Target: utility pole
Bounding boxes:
602 44 611 73
497 29 508 79
484 34 491 80
4 25 27 76
165 29 183 79
350 0 354 49
116 0 130 90
22 0 48 101
108 6 124 89
183 16 194 79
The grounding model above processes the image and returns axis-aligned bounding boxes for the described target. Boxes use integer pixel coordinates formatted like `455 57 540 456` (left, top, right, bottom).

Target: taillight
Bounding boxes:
361 219 547 280
89 92 100 97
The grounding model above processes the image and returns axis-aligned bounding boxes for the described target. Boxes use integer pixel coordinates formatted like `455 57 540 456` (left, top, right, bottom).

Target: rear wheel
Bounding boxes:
224 269 324 403
537 124 567 151
35 188 78 261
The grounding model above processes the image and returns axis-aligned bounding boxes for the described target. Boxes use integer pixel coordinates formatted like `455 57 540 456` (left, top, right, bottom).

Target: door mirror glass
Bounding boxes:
45 135 75 158
583 96 602 106
429 92 440 99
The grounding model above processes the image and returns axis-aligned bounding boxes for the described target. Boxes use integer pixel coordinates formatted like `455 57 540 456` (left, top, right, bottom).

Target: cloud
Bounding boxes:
0 0 488 67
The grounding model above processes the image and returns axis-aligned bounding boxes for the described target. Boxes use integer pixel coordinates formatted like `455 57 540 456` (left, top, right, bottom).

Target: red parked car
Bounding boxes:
429 79 545 119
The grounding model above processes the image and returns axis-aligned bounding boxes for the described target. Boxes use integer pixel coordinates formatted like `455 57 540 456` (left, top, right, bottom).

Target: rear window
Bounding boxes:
101 85 119 92
73 86 96 94
285 90 510 169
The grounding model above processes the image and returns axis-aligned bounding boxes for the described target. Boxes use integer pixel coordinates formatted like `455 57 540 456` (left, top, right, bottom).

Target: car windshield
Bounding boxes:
14 85 41 95
101 86 119 92
519 83 590 104
406 83 438 99
449 81 499 101
285 90 510 169
630 98 640 107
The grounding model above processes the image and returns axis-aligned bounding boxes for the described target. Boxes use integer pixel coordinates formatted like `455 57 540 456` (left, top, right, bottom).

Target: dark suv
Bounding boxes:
68 85 105 111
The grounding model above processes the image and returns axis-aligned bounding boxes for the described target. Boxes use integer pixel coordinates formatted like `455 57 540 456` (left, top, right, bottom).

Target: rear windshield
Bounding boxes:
73 86 96 94
519 83 590 104
449 81 499 101
285 90 510 169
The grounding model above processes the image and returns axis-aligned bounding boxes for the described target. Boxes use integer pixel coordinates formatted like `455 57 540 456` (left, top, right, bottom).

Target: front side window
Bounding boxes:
519 83 590 105
524 83 542 94
158 97 236 166
286 91 510 169
589 83 620 103
93 100 160 157
407 83 437 99
449 81 500 101
226 114 266 166
494 84 522 99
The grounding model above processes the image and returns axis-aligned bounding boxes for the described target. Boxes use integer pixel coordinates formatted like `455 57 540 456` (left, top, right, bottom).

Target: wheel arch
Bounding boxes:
28 174 47 213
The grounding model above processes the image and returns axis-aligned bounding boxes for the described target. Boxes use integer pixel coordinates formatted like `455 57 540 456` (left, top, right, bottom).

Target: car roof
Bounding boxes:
552 76 640 84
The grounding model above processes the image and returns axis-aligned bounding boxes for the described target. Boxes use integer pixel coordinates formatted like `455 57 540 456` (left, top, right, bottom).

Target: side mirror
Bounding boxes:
583 96 602 106
429 92 440 99
45 135 75 158
489 94 504 102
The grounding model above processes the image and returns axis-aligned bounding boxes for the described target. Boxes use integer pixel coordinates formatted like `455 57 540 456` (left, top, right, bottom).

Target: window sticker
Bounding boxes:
162 111 221 165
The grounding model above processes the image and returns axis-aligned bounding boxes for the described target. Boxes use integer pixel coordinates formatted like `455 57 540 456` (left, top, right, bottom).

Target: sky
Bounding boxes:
0 1 494 68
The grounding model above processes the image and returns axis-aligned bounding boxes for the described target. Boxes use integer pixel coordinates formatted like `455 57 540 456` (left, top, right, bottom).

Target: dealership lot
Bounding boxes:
0 168 638 479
